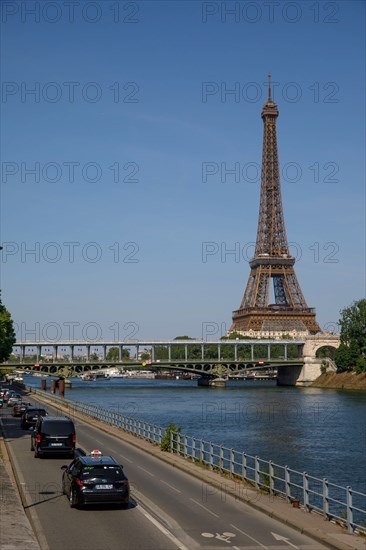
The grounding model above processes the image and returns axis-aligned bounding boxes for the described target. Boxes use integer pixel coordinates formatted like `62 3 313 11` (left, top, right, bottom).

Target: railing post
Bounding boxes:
230 448 235 479
219 445 224 473
200 439 204 464
242 452 247 481
346 486 354 533
255 456 260 488
269 461 274 495
323 478 329 519
209 442 214 470
133 418 137 435
303 472 309 511
147 423 151 441
192 437 196 462
285 466 291 501
170 429 174 453
184 434 187 457
177 432 182 455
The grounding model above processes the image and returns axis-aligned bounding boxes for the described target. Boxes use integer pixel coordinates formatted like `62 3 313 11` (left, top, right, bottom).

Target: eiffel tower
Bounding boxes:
230 75 320 335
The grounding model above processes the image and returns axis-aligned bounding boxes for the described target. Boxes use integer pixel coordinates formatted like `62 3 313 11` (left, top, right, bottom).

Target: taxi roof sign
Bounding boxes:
90 449 102 456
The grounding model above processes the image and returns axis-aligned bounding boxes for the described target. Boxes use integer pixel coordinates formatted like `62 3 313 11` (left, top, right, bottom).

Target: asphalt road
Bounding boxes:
1 397 328 550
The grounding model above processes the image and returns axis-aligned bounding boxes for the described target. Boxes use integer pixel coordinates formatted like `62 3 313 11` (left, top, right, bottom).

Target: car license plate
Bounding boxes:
95 484 113 489
50 443 63 446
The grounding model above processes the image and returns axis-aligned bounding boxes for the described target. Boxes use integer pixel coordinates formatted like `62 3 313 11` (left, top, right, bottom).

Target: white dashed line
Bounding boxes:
189 498 219 518
119 454 133 463
231 523 268 549
159 480 182 493
137 465 155 476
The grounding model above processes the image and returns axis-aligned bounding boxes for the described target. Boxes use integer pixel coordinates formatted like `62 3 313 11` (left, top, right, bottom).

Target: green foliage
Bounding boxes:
339 299 366 348
0 293 16 363
106 347 130 361
160 423 181 452
316 346 336 359
335 299 366 373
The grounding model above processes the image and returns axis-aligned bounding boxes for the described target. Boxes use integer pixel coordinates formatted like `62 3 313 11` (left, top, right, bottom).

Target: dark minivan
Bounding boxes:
31 416 76 458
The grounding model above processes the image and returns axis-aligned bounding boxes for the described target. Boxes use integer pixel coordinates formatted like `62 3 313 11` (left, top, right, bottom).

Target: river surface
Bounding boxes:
24 375 366 493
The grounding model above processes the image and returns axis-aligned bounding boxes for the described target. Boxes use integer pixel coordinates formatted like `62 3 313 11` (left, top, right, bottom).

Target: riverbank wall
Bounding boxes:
311 371 366 390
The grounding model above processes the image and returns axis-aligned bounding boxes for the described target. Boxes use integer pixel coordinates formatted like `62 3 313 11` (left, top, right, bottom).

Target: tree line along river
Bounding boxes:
23 375 366 494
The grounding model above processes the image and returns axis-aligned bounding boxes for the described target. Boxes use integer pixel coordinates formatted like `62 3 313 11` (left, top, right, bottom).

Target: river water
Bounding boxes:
23 375 366 493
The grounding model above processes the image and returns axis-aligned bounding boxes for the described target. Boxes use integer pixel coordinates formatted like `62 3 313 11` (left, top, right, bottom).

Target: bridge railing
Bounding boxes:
27 386 365 535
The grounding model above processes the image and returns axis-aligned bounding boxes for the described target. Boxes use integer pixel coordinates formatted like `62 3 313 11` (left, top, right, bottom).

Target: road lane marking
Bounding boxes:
160 479 182 493
137 503 189 550
271 532 299 549
190 498 219 518
231 523 268 549
118 453 133 463
137 465 155 476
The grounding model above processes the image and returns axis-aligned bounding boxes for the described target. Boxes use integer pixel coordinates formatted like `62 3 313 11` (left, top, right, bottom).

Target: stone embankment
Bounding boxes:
311 371 366 390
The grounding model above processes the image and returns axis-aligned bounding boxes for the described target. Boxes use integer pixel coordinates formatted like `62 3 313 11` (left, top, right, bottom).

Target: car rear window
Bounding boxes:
81 466 124 479
28 409 46 416
41 421 74 435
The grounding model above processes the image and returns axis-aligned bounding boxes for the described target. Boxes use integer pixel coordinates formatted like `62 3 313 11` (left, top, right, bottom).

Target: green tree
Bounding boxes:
0 293 16 363
160 423 181 452
106 347 130 361
335 299 366 373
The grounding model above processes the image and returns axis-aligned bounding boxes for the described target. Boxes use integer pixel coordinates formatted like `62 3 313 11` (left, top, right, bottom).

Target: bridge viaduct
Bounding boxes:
9 334 340 386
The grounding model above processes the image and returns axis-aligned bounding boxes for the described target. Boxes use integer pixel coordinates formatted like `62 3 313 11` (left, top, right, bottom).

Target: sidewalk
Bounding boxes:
31 388 366 550
0 430 41 550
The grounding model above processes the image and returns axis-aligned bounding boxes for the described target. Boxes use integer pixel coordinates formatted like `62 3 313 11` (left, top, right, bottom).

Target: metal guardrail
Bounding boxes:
28 387 366 535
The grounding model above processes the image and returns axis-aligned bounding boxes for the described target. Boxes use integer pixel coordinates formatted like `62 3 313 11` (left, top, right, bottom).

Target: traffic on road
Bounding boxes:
0 384 328 549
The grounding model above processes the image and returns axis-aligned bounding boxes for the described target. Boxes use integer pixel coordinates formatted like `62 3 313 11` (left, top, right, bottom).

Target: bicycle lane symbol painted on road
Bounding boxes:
201 532 237 545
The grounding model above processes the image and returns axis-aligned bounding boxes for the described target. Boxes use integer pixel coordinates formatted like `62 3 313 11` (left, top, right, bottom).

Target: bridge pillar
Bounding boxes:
21 346 25 363
54 346 58 362
86 345 90 361
119 346 122 362
70 345 74 361
277 359 322 386
58 379 65 397
102 345 107 361
198 377 227 388
168 345 171 362
201 344 204 361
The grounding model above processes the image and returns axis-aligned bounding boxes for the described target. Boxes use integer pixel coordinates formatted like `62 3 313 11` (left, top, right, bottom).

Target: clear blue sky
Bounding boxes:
1 0 365 341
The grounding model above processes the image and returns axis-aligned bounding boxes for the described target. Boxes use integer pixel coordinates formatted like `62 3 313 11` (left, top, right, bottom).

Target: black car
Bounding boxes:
12 401 29 417
61 455 130 508
21 407 47 430
31 416 76 458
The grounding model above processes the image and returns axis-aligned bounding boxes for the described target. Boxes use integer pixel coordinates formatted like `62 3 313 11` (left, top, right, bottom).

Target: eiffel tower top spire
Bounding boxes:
255 73 288 258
